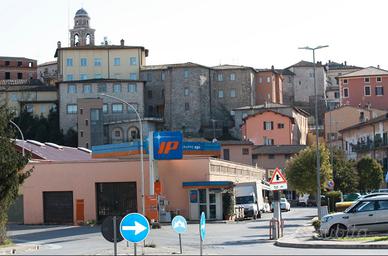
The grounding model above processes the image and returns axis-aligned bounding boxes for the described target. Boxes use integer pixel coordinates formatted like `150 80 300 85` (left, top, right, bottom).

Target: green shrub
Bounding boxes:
325 191 342 212
312 220 321 231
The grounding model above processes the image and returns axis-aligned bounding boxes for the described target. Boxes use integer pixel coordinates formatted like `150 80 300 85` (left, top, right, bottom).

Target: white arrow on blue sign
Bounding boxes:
172 215 187 234
200 212 206 241
119 213 150 243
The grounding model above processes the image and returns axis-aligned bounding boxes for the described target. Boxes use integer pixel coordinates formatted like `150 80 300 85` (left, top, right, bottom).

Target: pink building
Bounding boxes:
219 140 253 165
339 67 388 110
14 140 265 224
241 110 301 145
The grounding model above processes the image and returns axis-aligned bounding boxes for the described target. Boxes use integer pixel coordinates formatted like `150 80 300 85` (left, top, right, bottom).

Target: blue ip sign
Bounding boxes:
172 215 187 234
153 131 183 160
119 213 150 243
200 212 206 241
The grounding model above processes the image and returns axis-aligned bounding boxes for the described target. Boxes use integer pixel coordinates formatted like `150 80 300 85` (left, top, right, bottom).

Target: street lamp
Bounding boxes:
10 120 25 157
298 45 329 219
99 93 145 215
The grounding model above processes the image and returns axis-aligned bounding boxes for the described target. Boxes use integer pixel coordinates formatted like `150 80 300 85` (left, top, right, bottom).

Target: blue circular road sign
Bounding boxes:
172 215 187 234
119 213 150 243
200 212 206 241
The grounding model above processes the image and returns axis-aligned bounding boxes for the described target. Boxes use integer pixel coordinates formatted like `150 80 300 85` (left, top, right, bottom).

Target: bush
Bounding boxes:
312 220 321 231
325 191 342 212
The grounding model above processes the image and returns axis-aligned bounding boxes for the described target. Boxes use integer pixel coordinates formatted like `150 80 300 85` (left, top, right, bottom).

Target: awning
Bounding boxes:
182 181 234 189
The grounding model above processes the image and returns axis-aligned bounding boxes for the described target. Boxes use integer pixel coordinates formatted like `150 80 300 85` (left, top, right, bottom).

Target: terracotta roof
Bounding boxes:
338 66 388 78
55 45 148 58
288 60 325 68
218 140 253 145
233 103 288 111
212 64 256 72
243 109 295 123
0 80 56 92
141 62 209 71
0 56 36 62
38 61 57 67
57 78 144 84
339 113 388 133
252 145 306 155
326 61 362 70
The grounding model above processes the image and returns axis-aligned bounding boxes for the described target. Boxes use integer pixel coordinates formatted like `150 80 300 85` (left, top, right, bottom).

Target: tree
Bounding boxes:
285 144 332 195
0 106 32 244
356 156 384 193
332 149 359 194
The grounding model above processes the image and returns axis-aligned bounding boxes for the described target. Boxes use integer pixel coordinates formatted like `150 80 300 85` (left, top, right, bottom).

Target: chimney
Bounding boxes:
120 39 124 46
377 65 380 69
57 41 61 49
344 61 347 66
104 36 108 46
271 65 274 71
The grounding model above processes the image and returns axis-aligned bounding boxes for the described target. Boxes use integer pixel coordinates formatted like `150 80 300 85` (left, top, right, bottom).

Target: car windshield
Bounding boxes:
236 196 254 204
280 198 287 202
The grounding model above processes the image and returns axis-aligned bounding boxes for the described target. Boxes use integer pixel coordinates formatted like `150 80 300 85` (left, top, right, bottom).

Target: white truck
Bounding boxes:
235 182 266 219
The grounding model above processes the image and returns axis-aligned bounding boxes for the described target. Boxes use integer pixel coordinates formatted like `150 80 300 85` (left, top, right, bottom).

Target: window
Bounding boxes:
184 70 189 78
354 201 375 212
17 73 23 79
80 58 87 67
128 83 137 93
217 73 223 81
79 108 83 115
10 94 17 101
80 131 84 137
97 84 107 93
40 105 46 114
218 90 224 98
364 86 371 96
377 200 388 210
66 58 73 67
147 90 153 99
148 106 154 114
130 57 137 65
242 148 249 155
114 130 121 137
112 103 123 113
263 137 274 145
230 73 236 81
80 74 88 80
377 77 382 82
67 84 77 93
130 73 137 80
230 89 236 98
185 103 190 111
67 104 77 114
114 57 120 66
146 73 152 81
94 58 102 66
278 123 285 129
102 104 108 113
376 86 384 96
161 89 165 98
83 84 92 93
334 91 340 99
258 77 262 84
343 88 349 98
285 154 291 159
184 88 189 96
267 77 271 83
25 104 33 113
309 73 313 78
66 74 73 81
364 77 370 83
223 149 230 160
5 72 10 79
268 154 275 159
5 61 10 66
85 119 89 126
343 79 348 84
161 71 166 81
298 81 301 85
128 103 138 112
264 121 273 130
95 74 102 79
113 84 122 93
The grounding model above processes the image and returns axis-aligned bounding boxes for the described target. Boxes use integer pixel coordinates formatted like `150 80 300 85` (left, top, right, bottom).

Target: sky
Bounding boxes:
1 0 387 69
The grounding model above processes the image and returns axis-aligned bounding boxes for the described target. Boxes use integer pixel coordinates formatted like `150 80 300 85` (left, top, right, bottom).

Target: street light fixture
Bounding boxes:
298 45 329 219
99 93 145 215
10 120 25 157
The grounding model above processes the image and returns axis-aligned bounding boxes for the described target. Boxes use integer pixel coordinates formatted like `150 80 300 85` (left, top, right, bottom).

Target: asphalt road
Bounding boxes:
7 207 388 255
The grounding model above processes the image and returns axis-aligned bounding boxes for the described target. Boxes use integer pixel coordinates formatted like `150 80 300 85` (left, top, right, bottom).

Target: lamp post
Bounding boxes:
10 120 25 157
99 93 145 215
298 45 329 219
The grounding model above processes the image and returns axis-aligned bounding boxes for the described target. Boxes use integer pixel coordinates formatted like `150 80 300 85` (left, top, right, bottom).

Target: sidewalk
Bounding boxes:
0 243 39 255
275 224 388 249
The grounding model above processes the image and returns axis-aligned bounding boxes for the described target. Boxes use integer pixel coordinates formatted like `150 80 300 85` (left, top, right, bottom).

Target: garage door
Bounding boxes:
43 191 74 224
96 182 137 223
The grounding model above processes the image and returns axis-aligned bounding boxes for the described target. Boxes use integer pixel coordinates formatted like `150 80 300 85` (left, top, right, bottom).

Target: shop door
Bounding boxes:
209 192 217 220
43 191 73 224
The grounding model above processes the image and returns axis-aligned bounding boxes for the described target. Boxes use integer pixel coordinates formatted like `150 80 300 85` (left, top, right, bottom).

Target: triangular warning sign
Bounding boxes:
269 168 287 184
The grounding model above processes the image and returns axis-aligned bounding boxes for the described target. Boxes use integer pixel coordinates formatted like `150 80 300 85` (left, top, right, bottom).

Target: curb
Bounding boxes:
275 239 388 249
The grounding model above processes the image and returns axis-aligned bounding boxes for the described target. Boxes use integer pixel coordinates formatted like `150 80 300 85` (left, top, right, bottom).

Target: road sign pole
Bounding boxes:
179 234 182 254
134 243 137 256
272 191 281 239
200 238 202 256
113 216 117 256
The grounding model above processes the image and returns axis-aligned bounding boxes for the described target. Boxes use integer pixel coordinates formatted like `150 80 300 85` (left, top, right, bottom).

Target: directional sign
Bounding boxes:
269 168 288 190
327 180 335 190
200 212 206 241
120 213 150 243
101 216 124 243
385 172 388 183
172 215 187 234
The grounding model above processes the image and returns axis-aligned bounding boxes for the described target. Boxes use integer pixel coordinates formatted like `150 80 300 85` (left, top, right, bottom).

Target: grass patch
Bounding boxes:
337 236 388 242
0 239 13 248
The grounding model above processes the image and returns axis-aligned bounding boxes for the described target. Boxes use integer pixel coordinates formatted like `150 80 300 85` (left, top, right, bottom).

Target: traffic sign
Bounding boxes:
120 213 150 243
101 216 124 243
200 212 206 241
327 180 335 189
270 168 288 190
172 215 187 234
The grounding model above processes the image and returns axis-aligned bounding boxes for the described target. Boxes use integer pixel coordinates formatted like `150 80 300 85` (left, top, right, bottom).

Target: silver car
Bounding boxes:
320 195 388 236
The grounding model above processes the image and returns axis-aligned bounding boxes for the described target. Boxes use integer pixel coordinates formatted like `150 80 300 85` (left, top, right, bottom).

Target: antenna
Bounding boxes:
67 0 70 46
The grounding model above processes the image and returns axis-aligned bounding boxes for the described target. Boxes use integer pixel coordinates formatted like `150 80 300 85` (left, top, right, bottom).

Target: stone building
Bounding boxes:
255 67 283 105
0 56 37 81
38 61 58 85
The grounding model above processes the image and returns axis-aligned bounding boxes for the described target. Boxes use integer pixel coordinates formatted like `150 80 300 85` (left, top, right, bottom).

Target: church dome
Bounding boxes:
75 8 88 17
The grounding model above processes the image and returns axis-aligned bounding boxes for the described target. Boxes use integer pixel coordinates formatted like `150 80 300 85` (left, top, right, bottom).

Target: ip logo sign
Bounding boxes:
153 131 183 160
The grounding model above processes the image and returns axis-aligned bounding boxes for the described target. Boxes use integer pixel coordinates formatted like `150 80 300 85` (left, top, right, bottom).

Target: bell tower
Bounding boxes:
69 8 95 47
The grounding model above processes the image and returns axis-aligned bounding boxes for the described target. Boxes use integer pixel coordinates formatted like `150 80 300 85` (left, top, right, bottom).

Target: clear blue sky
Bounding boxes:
1 0 386 69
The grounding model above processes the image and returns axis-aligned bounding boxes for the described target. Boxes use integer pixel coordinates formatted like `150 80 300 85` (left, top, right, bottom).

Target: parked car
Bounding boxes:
298 194 309 206
271 198 291 212
361 192 388 199
307 195 328 206
320 195 388 236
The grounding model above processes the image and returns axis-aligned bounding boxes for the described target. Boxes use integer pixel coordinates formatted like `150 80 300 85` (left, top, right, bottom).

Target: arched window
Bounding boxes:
128 127 140 141
74 34 80 46
86 34 91 45
112 127 124 144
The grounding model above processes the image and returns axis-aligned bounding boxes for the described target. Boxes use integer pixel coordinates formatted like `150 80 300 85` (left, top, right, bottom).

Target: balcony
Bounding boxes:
351 136 388 152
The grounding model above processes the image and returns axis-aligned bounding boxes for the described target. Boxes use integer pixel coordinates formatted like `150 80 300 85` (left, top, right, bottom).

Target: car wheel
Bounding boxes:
329 224 347 238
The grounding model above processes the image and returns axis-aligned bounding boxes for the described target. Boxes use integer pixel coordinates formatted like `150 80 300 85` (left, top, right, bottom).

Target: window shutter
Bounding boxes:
271 122 274 130
263 122 266 130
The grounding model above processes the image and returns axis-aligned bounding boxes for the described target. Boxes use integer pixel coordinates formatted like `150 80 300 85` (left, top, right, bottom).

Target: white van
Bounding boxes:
235 182 265 219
